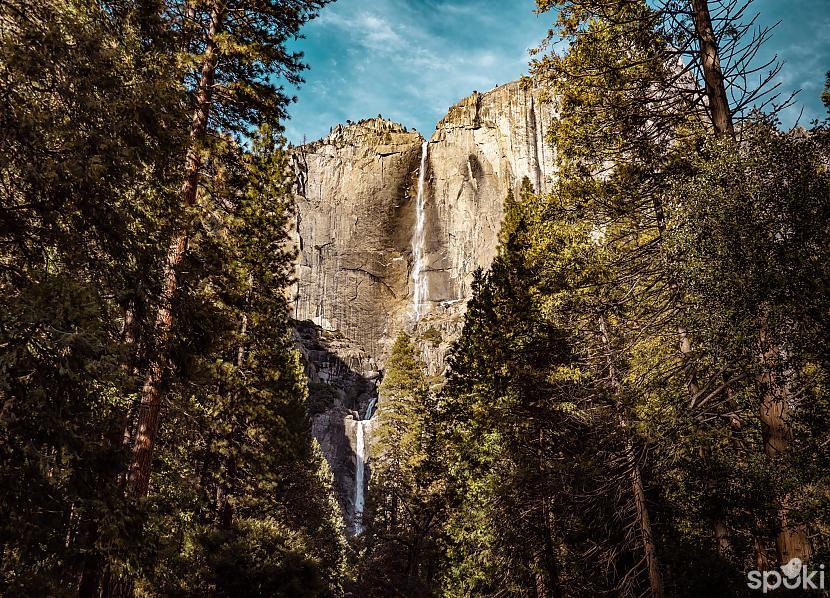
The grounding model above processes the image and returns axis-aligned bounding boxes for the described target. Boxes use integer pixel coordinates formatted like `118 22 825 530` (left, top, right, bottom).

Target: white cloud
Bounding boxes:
286 0 552 142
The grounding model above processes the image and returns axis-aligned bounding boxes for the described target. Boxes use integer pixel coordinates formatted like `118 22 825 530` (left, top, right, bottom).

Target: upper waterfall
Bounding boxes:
411 141 429 320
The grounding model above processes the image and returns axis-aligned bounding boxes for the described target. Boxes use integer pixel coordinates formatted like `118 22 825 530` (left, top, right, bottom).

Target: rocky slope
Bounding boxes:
290 79 557 526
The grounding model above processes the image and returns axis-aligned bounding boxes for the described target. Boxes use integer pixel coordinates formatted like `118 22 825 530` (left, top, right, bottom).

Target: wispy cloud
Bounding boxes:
284 0 548 143
283 0 830 144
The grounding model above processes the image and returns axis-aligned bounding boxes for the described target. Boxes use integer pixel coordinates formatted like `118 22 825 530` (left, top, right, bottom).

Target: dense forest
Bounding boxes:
1 0 829 596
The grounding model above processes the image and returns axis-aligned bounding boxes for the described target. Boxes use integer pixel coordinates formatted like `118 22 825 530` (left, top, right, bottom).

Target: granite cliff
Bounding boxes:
290 79 557 528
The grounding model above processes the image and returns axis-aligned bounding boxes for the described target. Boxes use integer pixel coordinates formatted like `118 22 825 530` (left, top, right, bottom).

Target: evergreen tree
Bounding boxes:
666 121 830 569
529 0 825 585
439 181 590 597
127 0 332 502
100 124 344 595
0 0 185 591
0 0 346 594
358 332 445 597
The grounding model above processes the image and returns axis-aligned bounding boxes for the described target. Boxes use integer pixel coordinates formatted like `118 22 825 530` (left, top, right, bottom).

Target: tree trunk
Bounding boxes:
78 304 143 597
599 316 664 598
78 551 102 598
756 312 812 564
690 0 735 137
216 472 234 530
625 435 664 598
534 568 549 598
753 531 772 572
698 445 733 558
127 0 223 499
683 2 748 557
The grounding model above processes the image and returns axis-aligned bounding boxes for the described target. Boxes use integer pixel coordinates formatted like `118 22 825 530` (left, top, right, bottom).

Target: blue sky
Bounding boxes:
283 0 830 145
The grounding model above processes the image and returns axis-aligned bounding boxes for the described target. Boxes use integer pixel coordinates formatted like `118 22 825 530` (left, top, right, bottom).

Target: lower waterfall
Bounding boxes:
353 397 377 534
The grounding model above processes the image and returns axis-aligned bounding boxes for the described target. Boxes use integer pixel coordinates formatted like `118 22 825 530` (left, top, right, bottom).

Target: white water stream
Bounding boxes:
353 397 377 534
411 141 429 320
353 142 429 534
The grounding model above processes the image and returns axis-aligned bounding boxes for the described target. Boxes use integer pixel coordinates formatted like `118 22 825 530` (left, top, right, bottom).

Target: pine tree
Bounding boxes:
127 0 332 500
358 332 445 597
531 0 823 581
0 0 346 594
0 0 185 592
439 181 595 597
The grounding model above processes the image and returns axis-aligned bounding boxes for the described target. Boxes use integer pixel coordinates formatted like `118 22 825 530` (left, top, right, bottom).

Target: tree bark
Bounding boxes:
599 316 664 598
625 435 664 598
690 0 735 137
78 550 102 598
756 312 812 564
127 0 223 499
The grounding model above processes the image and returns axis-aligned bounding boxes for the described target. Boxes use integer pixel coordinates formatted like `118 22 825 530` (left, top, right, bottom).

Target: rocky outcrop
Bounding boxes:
291 80 557 526
421 79 556 308
295 321 380 523
290 118 425 362
412 80 557 373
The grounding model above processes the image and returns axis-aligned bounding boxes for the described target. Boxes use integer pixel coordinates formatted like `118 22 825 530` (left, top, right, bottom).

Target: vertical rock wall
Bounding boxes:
423 79 556 307
291 118 425 361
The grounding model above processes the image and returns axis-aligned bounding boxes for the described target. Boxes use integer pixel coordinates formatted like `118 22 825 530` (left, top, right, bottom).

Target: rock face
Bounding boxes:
291 118 425 361
420 80 556 312
295 321 380 525
412 80 557 374
291 80 557 526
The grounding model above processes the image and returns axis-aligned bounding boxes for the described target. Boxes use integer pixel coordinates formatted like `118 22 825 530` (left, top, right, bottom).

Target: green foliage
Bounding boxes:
0 0 183 591
420 327 443 347
438 182 621 597
354 332 445 596
430 3 830 596
137 127 347 595
665 121 830 563
380 332 428 399
0 0 345 595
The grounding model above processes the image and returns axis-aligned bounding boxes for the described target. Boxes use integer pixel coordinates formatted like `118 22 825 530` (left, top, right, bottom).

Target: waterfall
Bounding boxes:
354 419 366 534
411 141 429 320
353 398 377 535
365 397 377 420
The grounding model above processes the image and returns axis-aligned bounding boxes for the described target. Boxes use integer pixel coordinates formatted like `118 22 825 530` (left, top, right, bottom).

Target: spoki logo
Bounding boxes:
747 558 826 593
